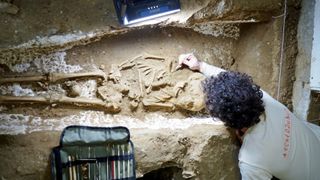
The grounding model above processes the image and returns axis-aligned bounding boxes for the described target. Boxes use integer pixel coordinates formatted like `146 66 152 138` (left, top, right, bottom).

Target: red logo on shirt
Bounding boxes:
283 109 292 159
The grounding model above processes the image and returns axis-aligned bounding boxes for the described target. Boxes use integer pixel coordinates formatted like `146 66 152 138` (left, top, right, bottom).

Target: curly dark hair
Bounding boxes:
202 71 264 129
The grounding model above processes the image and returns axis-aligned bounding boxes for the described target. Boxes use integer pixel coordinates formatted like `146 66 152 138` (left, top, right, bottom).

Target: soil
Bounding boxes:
0 27 236 120
1 20 297 119
0 20 299 132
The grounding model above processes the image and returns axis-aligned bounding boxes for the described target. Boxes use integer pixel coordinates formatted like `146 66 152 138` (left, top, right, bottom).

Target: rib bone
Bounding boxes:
118 55 142 70
143 53 165 61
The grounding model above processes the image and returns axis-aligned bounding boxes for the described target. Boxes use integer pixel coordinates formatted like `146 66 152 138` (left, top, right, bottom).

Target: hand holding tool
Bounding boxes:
176 53 201 71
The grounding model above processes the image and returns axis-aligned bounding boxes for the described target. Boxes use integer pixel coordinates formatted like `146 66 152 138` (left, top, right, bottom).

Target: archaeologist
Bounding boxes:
178 53 320 180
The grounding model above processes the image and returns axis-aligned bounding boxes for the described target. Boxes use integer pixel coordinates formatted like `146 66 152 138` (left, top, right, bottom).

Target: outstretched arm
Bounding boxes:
200 61 225 77
177 53 225 77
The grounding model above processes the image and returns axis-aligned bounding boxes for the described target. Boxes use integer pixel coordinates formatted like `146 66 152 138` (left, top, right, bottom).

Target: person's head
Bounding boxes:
202 71 264 129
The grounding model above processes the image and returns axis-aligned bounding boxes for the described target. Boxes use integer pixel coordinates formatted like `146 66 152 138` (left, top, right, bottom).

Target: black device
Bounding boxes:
113 0 180 25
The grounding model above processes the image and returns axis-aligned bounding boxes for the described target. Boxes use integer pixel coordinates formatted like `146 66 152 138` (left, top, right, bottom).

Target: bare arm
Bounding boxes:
199 61 225 77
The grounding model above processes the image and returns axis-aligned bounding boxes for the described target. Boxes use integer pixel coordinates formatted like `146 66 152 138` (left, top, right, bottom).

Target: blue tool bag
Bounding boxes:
51 126 136 180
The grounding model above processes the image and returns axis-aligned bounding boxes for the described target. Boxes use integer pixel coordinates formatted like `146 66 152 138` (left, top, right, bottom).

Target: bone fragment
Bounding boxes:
167 59 174 73
0 96 47 104
114 83 130 94
0 95 120 112
156 70 167 80
0 75 47 84
49 72 106 82
0 95 101 106
146 70 156 94
175 89 182 98
97 85 123 112
69 84 82 97
143 53 165 61
153 93 172 102
151 79 171 89
142 99 174 109
137 63 153 77
128 91 139 100
99 64 105 70
146 85 152 94
136 63 149 68
142 67 152 73
173 81 187 97
0 72 106 84
118 55 142 70
144 69 152 76
138 70 144 96
144 69 156 87
172 73 206 112
129 100 139 110
37 82 48 90
160 89 174 97
108 65 122 83
174 97 204 112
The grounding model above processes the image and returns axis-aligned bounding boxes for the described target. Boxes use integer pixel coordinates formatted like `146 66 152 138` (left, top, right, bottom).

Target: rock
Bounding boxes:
129 100 139 110
132 125 239 179
69 84 82 97
0 2 19 15
99 64 105 70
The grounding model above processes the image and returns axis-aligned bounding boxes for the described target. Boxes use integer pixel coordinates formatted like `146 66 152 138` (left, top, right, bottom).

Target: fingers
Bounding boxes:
177 53 199 70
176 53 189 70
178 53 188 65
183 54 195 66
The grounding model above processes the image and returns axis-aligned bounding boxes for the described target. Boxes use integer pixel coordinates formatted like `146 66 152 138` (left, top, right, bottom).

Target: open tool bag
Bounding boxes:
51 125 136 180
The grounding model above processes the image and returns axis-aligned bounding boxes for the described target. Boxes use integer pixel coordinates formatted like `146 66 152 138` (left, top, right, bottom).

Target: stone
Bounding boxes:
69 84 81 97
132 125 239 179
0 2 19 15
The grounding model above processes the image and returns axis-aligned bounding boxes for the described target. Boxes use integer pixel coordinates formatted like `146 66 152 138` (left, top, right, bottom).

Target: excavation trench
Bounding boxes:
0 0 299 179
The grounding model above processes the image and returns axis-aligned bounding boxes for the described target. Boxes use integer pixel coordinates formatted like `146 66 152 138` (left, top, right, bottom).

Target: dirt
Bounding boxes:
0 27 236 119
1 19 298 118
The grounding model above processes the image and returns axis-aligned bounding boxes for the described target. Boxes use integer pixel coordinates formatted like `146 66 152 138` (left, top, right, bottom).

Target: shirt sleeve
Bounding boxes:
199 62 225 77
239 162 273 180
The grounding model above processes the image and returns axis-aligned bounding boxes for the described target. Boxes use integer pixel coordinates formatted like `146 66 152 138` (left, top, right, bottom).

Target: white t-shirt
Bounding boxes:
239 91 320 180
200 62 320 179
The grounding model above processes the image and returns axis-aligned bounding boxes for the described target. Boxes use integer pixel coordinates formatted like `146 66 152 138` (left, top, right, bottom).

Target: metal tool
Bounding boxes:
72 156 77 180
106 145 110 180
68 156 73 180
88 147 91 179
121 145 126 178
